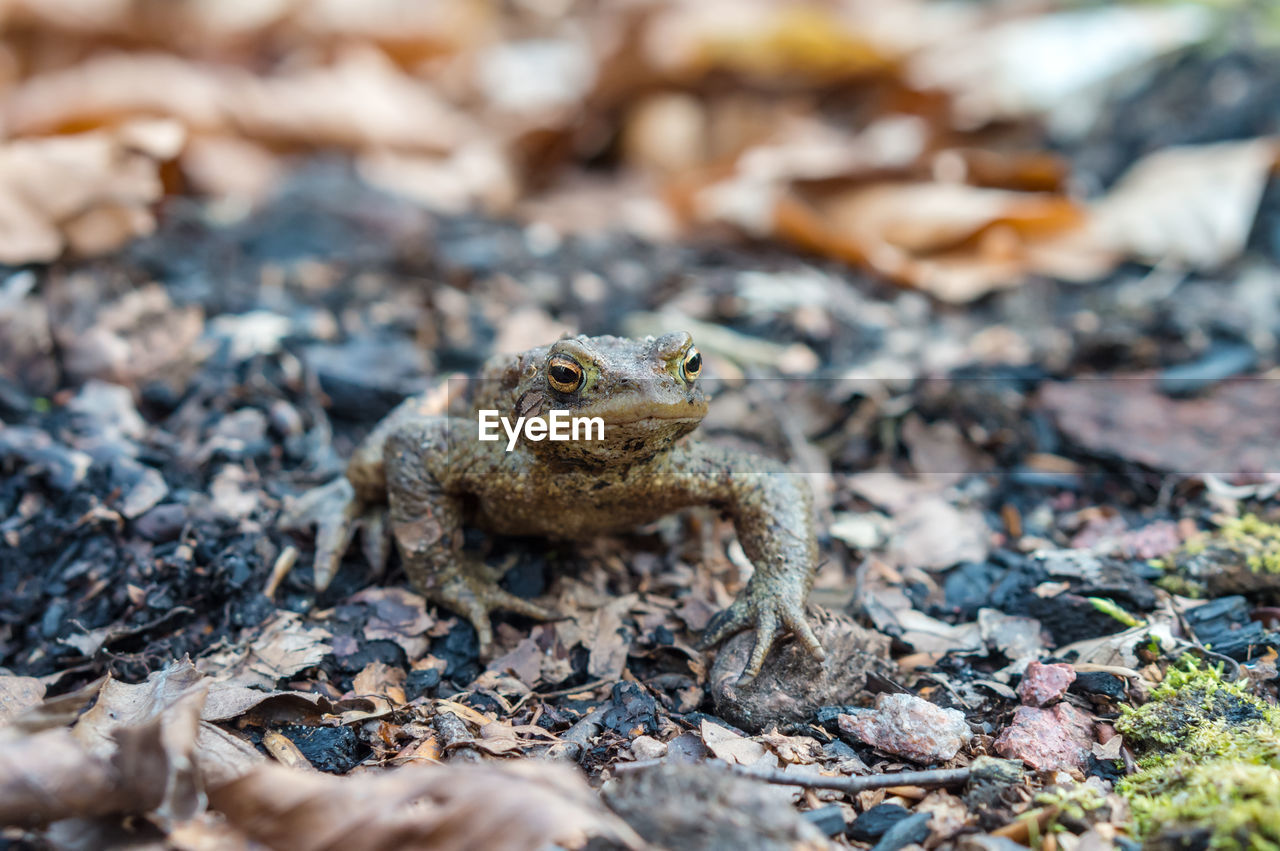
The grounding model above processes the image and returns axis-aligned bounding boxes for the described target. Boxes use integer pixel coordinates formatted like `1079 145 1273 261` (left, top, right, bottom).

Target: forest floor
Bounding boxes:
2 2 1280 850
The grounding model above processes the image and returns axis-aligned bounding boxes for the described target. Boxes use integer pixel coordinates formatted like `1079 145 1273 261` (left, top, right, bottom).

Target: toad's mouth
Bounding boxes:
597 413 705 427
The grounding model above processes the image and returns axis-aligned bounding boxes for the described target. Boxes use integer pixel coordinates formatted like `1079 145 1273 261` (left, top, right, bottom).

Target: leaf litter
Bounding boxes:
2 1 1280 849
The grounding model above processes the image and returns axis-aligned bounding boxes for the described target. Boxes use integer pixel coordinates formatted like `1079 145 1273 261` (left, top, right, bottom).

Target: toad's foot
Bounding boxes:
697 583 826 685
279 478 391 590
430 558 557 653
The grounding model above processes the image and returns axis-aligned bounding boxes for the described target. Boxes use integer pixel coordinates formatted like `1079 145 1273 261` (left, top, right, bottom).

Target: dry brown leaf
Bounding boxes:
262 729 315 771
351 662 407 704
467 720 561 757
207 759 642 851
586 593 637 680
197 611 332 689
1041 138 1280 274
195 721 267 788
644 2 906 82
72 659 206 757
0 0 487 51
488 636 544 686
0 120 184 264
292 0 489 51
758 729 823 765
907 5 1212 127
6 49 473 154
1038 377 1280 477
700 719 767 766
775 182 1086 302
0 660 209 827
431 699 494 729
0 0 294 43
345 587 435 660
0 675 44 725
0 728 166 827
71 659 209 823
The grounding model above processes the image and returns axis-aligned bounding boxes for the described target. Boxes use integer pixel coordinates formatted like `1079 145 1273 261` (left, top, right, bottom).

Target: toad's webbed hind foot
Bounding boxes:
432 558 557 652
280 477 391 590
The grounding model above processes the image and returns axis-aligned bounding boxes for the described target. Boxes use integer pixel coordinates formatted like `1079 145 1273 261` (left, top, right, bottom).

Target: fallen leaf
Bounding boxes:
6 49 473 154
1044 138 1280 272
1039 377 1280 476
262 728 315 771
0 728 165 827
198 612 333 689
775 182 1085 302
0 675 45 725
0 120 184 264
908 5 1212 126
701 719 767 766
587 593 637 680
351 662 407 704
208 759 641 850
55 655 209 824
758 729 823 765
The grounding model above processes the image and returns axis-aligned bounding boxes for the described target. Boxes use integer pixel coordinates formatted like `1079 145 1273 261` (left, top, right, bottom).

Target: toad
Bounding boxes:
286 332 824 681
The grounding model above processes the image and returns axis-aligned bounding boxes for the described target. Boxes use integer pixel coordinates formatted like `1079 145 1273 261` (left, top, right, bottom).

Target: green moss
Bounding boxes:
1155 572 1207 597
1157 514 1280 594
1121 761 1280 850
1115 657 1280 849
1033 781 1110 831
1220 514 1280 575
1118 657 1268 754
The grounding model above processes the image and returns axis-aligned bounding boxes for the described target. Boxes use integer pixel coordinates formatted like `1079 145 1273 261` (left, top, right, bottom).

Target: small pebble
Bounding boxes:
839 693 970 764
1017 660 1075 706
802 805 847 837
630 735 667 761
870 811 932 851
135 503 187 542
993 703 1094 771
848 803 912 842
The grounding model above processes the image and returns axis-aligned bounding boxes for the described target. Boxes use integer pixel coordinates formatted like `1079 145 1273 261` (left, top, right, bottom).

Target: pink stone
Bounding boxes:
994 703 1094 772
839 693 970 764
1018 661 1076 707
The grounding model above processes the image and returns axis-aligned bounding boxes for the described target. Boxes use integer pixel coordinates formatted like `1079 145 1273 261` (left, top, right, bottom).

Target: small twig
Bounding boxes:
614 759 972 795
723 762 972 795
264 545 298 599
534 677 613 700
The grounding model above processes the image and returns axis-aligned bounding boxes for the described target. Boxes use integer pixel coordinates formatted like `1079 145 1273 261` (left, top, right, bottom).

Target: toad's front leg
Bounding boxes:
383 418 554 651
666 443 826 683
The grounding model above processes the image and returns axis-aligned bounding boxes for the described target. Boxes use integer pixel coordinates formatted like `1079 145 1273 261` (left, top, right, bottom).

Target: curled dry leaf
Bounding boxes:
197 611 333 689
674 115 1088 302
700 719 767 766
0 120 184 265
0 728 166 828
72 659 210 823
0 675 44 725
0 0 488 51
0 660 209 828
642 0 960 82
1040 138 1280 273
5 49 472 154
907 5 1213 127
773 182 1085 303
208 759 642 851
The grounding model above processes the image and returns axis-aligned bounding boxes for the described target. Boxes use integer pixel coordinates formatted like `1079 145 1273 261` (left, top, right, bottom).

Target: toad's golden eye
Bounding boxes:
547 355 584 393
681 347 702 381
